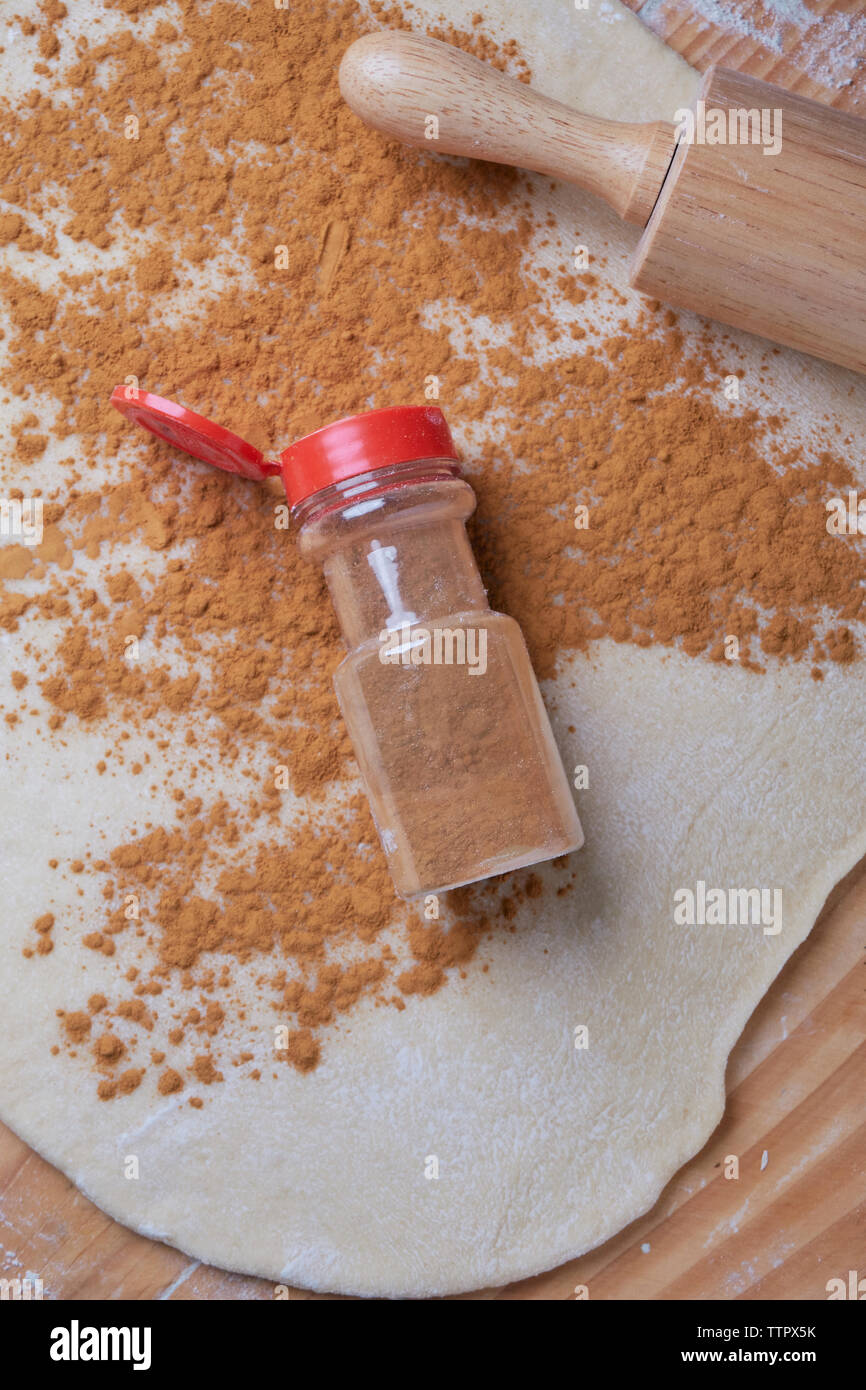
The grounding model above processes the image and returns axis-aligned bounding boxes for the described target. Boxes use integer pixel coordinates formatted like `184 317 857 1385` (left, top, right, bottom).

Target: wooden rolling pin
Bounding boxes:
339 32 866 375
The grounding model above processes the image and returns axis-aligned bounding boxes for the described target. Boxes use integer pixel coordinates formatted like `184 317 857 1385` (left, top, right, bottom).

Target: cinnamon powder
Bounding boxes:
1 1 863 1093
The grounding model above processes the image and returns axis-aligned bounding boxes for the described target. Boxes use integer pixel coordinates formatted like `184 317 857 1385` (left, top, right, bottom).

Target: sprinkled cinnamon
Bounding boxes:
1 0 862 1101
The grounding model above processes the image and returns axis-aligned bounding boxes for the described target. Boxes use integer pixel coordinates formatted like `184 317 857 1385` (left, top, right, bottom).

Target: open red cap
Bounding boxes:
109 387 281 482
110 389 459 507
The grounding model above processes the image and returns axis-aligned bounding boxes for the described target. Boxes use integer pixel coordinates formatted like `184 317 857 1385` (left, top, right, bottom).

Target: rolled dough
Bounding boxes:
0 0 863 1298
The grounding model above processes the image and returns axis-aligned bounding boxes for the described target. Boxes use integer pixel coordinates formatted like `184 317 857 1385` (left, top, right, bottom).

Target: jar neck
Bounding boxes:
290 457 462 526
295 465 485 649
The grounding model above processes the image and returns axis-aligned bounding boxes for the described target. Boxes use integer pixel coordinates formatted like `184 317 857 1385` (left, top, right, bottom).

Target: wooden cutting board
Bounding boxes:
622 0 865 113
2 2 864 1301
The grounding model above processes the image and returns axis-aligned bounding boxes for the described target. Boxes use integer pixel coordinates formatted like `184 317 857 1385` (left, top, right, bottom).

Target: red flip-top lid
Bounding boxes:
109 387 281 482
110 388 459 507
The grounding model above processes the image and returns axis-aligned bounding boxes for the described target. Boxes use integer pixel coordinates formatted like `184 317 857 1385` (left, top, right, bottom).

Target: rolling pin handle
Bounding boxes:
339 31 677 227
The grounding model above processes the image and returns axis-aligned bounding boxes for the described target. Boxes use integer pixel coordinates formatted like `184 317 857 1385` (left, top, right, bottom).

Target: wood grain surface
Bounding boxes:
2 1 864 1301
623 0 866 112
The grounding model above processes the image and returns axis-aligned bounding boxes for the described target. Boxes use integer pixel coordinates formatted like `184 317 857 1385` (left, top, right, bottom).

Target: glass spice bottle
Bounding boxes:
111 391 583 899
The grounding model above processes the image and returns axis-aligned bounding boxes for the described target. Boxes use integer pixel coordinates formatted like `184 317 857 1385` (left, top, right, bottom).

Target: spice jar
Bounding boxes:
111 390 583 899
